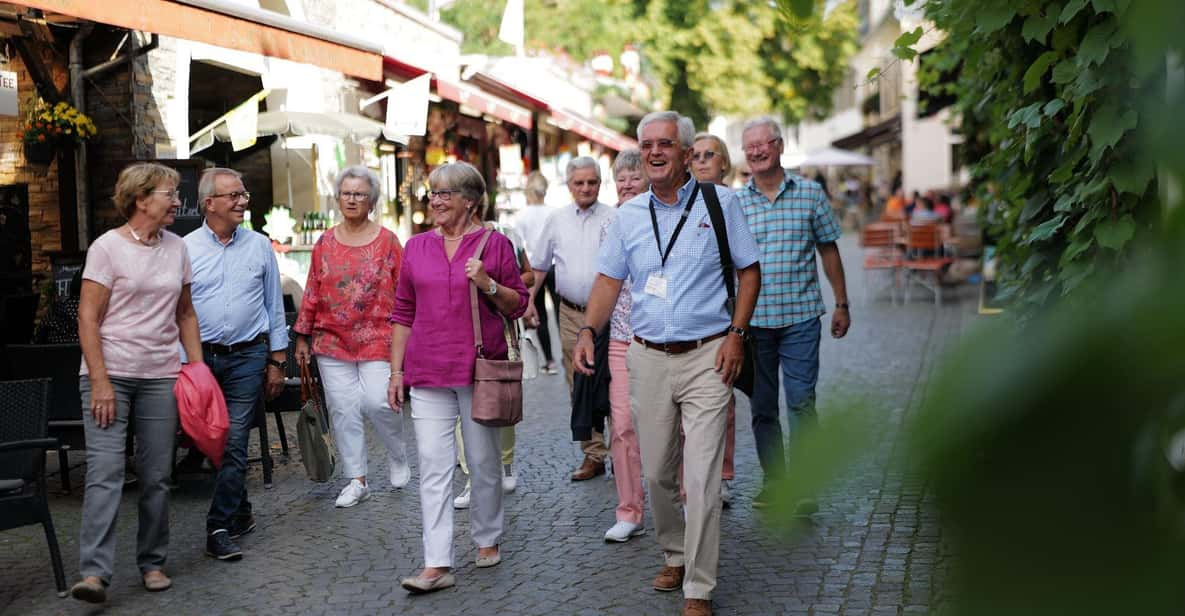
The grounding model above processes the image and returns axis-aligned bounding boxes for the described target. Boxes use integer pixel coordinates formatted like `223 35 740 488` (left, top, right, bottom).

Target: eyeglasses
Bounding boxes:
743 138 781 154
152 190 182 201
640 139 678 151
339 191 371 202
428 189 463 200
210 191 251 202
691 150 718 163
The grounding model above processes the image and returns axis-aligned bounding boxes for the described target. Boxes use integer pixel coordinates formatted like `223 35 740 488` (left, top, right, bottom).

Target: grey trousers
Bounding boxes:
79 376 178 582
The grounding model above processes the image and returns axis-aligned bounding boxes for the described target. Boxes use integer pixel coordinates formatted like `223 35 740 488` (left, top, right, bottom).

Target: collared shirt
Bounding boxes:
598 177 759 344
185 223 288 352
736 169 841 329
531 201 615 305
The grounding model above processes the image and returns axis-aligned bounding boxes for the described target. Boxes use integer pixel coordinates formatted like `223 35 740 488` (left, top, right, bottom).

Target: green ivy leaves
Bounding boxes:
915 0 1156 317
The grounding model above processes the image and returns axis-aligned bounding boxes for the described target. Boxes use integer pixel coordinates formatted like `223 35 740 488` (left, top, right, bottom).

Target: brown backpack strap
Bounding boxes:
470 229 494 358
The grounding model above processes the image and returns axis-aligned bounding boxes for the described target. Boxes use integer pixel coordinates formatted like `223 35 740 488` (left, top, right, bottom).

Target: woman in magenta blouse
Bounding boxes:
293 166 409 509
387 162 528 594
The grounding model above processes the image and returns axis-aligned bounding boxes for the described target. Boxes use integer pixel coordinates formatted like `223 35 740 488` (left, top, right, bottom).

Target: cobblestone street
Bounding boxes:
1 236 977 615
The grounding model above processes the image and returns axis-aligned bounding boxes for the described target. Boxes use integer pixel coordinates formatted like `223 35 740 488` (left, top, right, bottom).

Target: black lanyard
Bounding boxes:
648 182 700 268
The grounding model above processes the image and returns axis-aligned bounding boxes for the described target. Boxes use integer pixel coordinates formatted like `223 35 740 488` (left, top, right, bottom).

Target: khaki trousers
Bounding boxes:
628 336 731 600
559 302 608 462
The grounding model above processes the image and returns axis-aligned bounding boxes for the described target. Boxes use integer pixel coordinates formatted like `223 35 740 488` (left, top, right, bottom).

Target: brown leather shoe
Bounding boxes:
683 598 712 616
570 457 605 481
653 565 685 592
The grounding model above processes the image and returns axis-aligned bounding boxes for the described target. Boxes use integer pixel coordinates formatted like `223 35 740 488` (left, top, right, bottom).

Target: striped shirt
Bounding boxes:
736 169 841 328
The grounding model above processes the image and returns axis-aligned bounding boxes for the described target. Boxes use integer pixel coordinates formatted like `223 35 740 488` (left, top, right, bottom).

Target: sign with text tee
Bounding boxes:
0 71 17 117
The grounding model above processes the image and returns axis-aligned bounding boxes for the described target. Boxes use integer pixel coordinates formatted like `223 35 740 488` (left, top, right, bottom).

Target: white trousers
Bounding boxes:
410 385 503 568
316 356 407 480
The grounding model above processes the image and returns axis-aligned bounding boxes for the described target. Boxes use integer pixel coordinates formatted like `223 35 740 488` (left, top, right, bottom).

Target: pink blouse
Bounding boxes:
79 229 192 379
390 228 529 388
294 227 403 362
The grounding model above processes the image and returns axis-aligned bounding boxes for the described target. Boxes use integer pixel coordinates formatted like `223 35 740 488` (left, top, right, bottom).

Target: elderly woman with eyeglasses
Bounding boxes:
293 165 409 508
388 161 528 594
71 162 203 603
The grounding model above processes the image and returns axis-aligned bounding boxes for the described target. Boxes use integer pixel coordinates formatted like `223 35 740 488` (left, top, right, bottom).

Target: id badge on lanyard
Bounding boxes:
647 183 700 301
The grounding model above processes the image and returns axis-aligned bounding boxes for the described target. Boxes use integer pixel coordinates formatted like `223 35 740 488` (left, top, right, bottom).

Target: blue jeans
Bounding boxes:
750 318 821 483
204 344 267 533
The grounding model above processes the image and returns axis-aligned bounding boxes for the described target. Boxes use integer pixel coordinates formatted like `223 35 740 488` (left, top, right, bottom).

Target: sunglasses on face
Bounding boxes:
691 151 718 163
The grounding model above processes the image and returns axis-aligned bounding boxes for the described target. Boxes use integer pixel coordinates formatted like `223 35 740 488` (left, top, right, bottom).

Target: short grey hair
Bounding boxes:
565 156 601 181
742 116 784 141
198 167 243 205
525 171 548 203
612 149 643 176
335 165 382 210
429 161 487 217
637 111 696 148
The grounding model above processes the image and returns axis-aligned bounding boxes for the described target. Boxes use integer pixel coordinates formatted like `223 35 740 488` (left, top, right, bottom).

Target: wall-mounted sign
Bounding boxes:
0 71 18 117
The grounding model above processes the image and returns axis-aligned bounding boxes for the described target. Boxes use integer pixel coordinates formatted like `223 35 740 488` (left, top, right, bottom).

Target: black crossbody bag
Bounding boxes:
700 183 756 397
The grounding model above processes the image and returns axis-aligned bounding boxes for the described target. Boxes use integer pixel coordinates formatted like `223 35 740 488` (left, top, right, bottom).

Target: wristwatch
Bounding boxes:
484 279 498 295
727 325 749 340
266 358 288 370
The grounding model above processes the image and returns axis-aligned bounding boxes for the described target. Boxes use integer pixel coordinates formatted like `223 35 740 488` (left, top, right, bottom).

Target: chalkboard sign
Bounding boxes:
159 159 205 237
91 158 207 238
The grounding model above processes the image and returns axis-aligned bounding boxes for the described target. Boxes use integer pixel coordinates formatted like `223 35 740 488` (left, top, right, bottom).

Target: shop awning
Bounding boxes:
832 114 902 150
433 76 532 130
7 0 383 80
382 56 533 130
547 109 637 152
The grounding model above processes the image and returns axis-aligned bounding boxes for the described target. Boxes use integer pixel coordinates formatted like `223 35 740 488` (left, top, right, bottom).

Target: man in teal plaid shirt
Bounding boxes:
736 117 851 510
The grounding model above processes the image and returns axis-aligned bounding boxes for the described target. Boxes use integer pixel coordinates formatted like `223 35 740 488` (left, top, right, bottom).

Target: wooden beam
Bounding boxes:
10 35 61 102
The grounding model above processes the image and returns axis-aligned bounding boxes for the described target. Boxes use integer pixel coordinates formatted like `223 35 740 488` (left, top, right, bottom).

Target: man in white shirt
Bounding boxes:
527 156 616 480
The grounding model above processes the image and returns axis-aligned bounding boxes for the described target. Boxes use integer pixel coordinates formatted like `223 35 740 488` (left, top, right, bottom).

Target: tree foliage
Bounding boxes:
913 0 1165 315
439 0 858 129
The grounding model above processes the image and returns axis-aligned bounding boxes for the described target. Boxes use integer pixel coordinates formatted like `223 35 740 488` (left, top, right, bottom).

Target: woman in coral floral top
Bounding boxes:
293 166 409 508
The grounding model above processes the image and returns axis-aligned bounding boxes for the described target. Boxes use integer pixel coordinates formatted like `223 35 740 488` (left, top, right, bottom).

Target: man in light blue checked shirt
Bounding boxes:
185 168 288 561
575 111 760 616
737 117 851 512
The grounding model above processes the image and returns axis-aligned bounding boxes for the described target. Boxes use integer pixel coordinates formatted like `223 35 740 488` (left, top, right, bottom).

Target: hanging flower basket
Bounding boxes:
23 140 56 165
18 98 98 166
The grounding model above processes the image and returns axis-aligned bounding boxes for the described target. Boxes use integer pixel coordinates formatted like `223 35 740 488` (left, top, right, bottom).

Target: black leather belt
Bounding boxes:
559 297 587 312
201 333 267 356
632 330 727 355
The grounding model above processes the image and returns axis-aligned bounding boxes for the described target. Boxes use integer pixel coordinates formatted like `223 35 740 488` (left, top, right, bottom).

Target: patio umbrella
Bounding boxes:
206 111 407 211
209 110 407 144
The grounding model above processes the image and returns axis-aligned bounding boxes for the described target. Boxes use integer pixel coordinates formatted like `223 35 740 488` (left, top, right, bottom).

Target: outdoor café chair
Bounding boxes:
0 377 68 597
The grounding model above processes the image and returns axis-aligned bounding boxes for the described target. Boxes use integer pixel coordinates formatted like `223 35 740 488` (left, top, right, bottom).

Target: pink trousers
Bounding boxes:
608 340 645 524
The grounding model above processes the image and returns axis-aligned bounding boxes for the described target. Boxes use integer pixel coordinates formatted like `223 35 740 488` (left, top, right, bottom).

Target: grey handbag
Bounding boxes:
296 362 336 482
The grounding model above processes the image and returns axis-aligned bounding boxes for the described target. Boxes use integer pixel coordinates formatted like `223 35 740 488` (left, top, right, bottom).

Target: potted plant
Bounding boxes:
19 98 98 165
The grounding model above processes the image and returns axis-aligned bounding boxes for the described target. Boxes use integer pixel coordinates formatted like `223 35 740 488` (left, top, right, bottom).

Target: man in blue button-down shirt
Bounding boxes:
185 168 288 562
575 112 760 616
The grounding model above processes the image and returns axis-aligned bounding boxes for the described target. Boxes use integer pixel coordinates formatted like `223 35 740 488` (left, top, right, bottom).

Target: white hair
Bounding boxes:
742 116 783 139
334 165 382 209
565 156 601 181
637 111 696 148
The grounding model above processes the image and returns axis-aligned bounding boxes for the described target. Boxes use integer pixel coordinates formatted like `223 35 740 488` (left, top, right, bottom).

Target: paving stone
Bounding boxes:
0 236 972 614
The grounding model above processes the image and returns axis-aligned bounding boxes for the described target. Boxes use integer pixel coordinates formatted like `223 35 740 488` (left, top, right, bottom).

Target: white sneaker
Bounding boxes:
453 482 471 509
721 481 732 508
389 459 411 489
502 465 517 493
604 520 645 543
335 479 370 508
